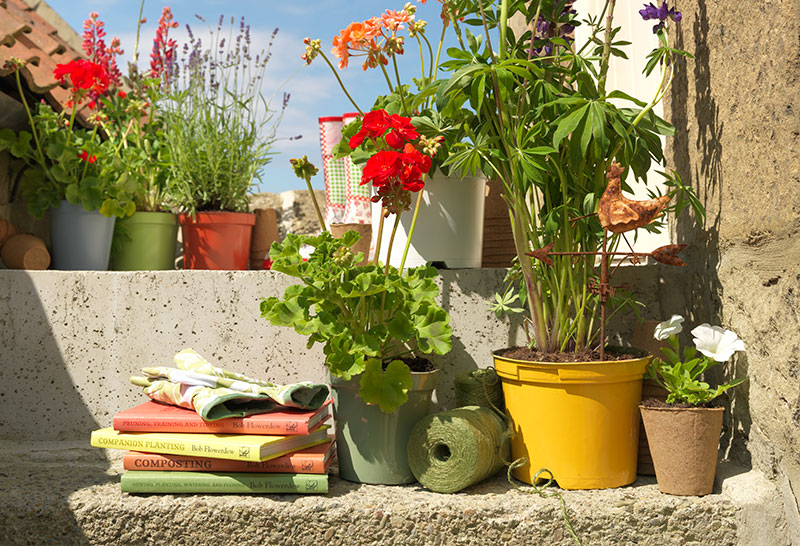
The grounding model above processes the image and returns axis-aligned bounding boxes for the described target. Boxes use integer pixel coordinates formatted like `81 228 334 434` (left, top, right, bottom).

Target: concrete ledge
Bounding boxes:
1 441 772 546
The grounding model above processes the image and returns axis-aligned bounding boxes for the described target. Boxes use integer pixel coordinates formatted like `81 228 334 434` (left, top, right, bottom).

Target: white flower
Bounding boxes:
654 315 684 340
691 324 746 362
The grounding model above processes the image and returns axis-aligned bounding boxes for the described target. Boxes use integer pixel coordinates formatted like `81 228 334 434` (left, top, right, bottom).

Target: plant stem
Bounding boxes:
499 0 509 61
384 212 402 274
432 24 446 82
391 55 410 115
132 0 145 67
597 0 616 95
373 208 387 266
318 51 363 114
304 176 327 232
14 70 48 172
399 186 425 271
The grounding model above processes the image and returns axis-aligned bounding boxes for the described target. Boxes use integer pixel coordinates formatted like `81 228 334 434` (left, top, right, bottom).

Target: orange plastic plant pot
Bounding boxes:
179 211 256 270
494 350 649 490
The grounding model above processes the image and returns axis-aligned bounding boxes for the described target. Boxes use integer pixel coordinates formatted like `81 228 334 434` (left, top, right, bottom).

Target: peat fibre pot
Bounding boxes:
179 211 255 270
331 369 438 485
494 347 649 490
112 211 178 271
639 405 724 496
50 200 116 270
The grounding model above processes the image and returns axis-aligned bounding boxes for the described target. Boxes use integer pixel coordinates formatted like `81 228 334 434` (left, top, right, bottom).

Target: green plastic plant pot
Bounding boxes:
179 211 255 270
112 211 178 271
50 200 116 271
331 369 438 485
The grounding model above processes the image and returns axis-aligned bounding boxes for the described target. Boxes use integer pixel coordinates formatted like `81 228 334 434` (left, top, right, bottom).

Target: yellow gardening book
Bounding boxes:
90 425 330 462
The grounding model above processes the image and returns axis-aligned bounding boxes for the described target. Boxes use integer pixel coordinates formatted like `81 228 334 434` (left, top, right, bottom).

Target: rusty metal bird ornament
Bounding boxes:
598 162 671 234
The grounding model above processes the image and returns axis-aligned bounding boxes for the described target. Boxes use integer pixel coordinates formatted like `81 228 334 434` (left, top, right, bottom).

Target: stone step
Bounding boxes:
0 441 784 546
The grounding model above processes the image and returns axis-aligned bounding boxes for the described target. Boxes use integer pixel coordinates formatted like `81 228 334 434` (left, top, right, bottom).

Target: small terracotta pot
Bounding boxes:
639 405 724 496
330 223 371 266
1 233 50 270
249 208 279 269
0 218 18 246
179 211 255 270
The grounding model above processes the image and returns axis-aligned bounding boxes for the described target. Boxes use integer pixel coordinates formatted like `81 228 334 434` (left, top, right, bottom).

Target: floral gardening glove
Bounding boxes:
131 349 329 421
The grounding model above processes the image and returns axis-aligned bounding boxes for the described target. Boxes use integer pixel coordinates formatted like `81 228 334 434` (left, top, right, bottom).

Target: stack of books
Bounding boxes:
90 400 334 494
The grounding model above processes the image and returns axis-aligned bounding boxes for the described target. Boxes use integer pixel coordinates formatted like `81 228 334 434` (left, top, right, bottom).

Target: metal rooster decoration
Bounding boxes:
527 162 687 360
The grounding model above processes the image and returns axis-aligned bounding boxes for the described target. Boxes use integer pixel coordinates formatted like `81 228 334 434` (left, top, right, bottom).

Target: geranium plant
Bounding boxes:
646 315 747 405
436 0 703 355
261 110 451 413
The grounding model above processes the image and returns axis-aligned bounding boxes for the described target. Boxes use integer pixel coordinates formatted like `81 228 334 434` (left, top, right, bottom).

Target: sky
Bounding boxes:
45 0 457 194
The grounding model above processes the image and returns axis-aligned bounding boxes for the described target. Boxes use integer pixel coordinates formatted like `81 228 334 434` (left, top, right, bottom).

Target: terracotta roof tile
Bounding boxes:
0 0 84 103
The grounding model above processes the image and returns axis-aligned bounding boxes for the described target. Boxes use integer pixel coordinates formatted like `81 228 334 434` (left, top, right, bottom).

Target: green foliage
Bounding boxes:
646 336 746 405
163 19 287 214
260 231 452 413
434 0 702 353
0 100 135 219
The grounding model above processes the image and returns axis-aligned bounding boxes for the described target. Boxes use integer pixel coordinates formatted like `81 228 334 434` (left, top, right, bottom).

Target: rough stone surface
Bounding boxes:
0 442 765 546
250 190 326 239
0 267 667 442
667 0 800 541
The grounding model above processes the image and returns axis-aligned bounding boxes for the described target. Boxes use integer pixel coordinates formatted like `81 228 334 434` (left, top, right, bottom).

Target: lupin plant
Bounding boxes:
434 0 703 355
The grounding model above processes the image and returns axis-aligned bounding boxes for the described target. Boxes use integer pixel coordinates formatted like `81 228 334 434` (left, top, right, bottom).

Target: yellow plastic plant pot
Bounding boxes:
494 348 649 490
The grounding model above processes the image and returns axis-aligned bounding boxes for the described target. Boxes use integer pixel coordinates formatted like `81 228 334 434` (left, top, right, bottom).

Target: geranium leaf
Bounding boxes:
359 359 412 413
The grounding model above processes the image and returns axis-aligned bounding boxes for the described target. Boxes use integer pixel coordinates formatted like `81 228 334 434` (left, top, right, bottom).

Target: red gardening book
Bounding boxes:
113 400 332 435
123 440 336 474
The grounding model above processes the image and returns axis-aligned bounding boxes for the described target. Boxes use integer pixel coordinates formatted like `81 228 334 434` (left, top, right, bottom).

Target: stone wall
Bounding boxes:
668 0 800 540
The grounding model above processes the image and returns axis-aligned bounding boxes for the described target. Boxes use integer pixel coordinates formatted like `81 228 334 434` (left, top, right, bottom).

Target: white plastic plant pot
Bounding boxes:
371 170 486 269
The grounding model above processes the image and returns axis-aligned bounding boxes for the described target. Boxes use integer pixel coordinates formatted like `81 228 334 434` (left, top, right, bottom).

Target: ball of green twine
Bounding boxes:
407 406 510 493
454 368 505 412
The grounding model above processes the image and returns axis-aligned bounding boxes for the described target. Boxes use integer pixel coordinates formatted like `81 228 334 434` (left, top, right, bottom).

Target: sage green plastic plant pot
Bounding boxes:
50 200 116 270
331 370 438 485
111 211 178 271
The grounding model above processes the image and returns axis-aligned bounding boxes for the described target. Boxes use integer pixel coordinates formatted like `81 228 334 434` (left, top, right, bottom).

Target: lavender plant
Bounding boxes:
163 16 290 214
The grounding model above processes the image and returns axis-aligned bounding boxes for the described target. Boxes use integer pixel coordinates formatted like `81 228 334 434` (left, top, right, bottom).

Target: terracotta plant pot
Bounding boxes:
639 405 724 496
1 233 50 270
330 223 371 265
249 208 279 269
0 218 18 246
179 211 255 270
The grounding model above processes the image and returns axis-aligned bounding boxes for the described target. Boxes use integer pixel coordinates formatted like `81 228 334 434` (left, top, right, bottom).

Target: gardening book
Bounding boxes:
113 399 332 435
120 470 328 494
90 426 331 462
123 440 335 474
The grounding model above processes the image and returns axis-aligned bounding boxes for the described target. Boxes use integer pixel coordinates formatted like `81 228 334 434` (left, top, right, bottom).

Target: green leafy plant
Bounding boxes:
0 58 136 218
646 315 747 405
435 0 702 354
260 230 452 413
163 16 288 214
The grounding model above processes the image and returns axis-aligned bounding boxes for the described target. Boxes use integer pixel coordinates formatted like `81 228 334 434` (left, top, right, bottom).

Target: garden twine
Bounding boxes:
407 405 510 493
453 368 505 412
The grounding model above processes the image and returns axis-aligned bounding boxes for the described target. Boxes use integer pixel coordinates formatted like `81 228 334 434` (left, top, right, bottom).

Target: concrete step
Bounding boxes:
0 441 785 546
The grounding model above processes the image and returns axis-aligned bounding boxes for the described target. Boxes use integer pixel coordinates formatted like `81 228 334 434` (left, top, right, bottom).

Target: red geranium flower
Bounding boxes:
54 59 110 97
384 114 419 149
77 150 97 163
349 109 392 149
361 150 403 187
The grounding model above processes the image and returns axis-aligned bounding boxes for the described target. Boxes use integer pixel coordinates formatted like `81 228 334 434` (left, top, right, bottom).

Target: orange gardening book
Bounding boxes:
123 440 336 474
113 400 331 436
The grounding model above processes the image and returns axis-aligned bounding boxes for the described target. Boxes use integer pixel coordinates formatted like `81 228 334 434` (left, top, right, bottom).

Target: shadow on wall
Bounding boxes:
0 270 108 542
669 0 750 467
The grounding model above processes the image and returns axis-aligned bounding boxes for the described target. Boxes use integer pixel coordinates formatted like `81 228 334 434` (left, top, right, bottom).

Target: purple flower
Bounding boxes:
639 2 682 33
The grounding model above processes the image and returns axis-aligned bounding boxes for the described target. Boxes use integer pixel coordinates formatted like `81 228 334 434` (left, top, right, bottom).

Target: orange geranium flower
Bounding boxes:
381 9 414 32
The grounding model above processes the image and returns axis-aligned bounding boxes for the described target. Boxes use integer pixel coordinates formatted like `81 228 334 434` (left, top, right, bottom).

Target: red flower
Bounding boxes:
54 59 110 96
117 90 127 99
361 150 403 187
349 109 391 149
150 7 179 84
77 150 97 163
384 114 419 149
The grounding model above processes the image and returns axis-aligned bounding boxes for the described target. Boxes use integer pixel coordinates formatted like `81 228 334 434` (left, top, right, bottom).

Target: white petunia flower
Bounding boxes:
691 324 746 362
654 314 684 340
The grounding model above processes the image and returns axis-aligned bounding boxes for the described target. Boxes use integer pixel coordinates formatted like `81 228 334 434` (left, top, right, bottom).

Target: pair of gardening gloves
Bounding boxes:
130 349 329 421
